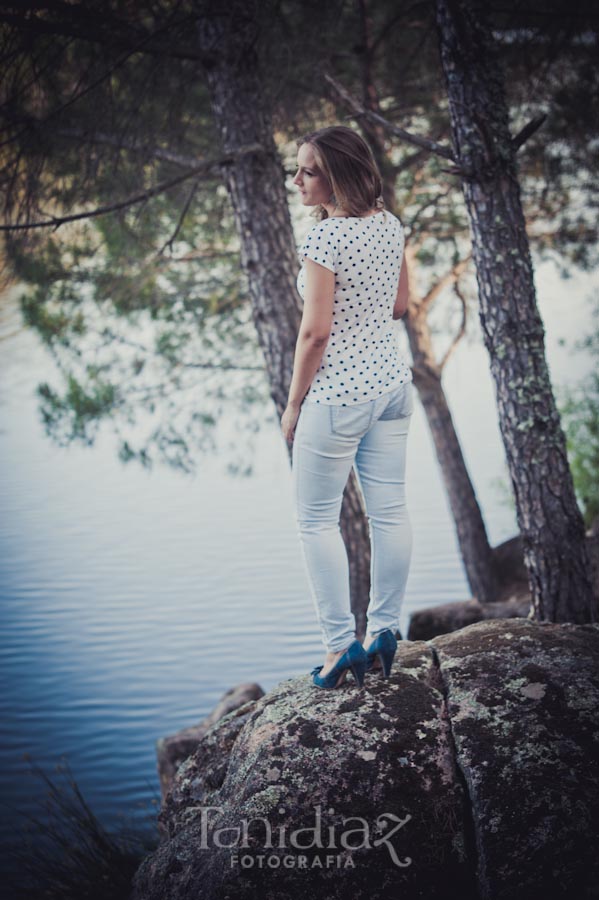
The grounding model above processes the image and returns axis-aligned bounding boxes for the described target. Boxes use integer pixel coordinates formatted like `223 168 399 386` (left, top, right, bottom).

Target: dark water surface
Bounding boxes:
0 270 592 876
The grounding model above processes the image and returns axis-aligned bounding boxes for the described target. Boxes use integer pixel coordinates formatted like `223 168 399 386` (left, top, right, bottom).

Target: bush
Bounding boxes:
3 754 160 900
557 297 599 528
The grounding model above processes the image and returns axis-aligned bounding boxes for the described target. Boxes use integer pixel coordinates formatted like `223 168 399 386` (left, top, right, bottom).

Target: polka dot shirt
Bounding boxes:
296 210 413 405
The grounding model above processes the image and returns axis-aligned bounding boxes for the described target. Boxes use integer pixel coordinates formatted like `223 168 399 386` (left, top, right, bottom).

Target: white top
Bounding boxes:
296 209 413 405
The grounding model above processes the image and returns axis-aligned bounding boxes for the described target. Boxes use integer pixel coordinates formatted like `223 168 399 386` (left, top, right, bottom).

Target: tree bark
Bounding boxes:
404 247 500 605
194 0 371 637
435 0 597 622
351 4 500 604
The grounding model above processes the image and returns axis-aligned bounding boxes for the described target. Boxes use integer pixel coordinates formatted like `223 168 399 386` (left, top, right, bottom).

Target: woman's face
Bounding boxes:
293 143 331 208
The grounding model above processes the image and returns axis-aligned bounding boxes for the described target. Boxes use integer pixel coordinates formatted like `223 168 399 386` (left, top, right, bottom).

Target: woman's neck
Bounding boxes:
323 201 344 218
323 205 381 219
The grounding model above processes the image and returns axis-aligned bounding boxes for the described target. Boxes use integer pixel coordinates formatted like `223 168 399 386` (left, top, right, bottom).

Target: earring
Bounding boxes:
328 191 337 206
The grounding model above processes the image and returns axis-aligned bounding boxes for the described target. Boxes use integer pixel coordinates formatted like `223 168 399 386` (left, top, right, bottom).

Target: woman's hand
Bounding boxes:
281 401 301 445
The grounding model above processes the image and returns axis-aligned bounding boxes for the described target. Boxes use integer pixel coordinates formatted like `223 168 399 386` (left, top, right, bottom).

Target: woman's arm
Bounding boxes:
393 255 410 320
286 259 334 408
281 259 334 443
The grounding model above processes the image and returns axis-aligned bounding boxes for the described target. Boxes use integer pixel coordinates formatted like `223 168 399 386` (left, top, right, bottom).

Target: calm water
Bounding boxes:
0 266 594 872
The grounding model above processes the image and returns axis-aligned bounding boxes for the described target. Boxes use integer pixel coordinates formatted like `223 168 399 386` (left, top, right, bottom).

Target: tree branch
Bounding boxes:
421 254 471 311
0 17 190 152
0 6 201 61
512 114 547 151
393 146 432 174
407 185 454 234
0 143 266 232
323 71 458 163
438 278 468 372
50 125 199 169
157 178 199 255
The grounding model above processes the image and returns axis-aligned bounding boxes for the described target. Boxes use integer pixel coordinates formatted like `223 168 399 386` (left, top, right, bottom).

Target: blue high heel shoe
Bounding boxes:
311 639 368 689
364 629 398 677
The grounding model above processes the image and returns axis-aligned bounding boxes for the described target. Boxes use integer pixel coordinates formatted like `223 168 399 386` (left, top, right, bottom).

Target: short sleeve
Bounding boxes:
300 221 337 273
397 220 405 255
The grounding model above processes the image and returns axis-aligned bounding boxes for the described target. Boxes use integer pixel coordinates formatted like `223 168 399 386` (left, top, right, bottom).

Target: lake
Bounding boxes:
0 264 594 875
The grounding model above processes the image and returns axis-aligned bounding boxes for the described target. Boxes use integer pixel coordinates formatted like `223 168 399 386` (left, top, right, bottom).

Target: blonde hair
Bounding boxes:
296 125 385 220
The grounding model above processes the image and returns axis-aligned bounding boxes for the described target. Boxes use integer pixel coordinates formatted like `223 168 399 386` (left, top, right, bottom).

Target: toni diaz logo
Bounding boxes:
189 804 413 868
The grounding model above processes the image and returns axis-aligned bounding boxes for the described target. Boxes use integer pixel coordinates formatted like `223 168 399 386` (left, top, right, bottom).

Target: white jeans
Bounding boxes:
291 381 414 652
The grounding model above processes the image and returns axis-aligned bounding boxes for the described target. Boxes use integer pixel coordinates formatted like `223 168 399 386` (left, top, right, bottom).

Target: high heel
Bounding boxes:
364 629 398 678
311 639 368 689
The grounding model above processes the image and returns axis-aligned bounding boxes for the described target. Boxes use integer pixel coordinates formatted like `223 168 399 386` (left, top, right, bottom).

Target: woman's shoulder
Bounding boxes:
381 209 403 227
306 216 342 233
302 209 404 240
384 211 405 242
301 217 341 248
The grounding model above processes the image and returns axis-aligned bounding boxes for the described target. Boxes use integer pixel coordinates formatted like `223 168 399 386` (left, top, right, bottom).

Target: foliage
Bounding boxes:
557 297 599 527
0 10 275 474
9 202 272 474
491 295 599 530
3 754 159 900
0 0 597 475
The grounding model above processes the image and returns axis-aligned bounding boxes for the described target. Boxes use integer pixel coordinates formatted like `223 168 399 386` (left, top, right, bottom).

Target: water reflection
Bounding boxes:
1 268 593 875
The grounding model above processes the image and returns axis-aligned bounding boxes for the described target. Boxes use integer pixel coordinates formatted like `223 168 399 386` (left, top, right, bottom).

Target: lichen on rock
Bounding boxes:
132 619 599 900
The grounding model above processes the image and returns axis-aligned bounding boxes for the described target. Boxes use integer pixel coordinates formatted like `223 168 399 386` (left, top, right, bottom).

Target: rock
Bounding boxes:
408 531 599 641
157 683 265 803
431 618 599 900
491 534 529 586
132 619 599 900
134 641 473 899
408 595 531 641
408 534 532 641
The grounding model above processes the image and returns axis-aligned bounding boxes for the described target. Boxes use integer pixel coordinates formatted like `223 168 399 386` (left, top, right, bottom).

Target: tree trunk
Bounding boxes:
353 4 500 604
404 261 500 605
194 0 371 637
435 0 597 622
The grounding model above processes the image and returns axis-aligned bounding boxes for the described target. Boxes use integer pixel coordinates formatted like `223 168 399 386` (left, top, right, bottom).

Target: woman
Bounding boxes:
281 125 414 690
